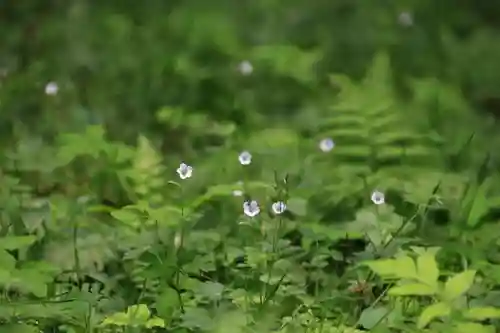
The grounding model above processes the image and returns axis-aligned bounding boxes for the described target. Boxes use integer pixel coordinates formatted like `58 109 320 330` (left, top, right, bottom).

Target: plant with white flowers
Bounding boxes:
243 200 260 217
177 163 193 180
238 151 252 165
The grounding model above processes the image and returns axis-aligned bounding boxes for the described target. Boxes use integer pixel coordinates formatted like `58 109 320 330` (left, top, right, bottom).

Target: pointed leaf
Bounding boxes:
453 322 495 333
467 180 491 227
357 306 389 329
464 307 500 320
417 252 440 288
0 236 37 250
364 256 417 279
443 270 476 301
388 283 437 296
145 317 165 328
417 302 451 328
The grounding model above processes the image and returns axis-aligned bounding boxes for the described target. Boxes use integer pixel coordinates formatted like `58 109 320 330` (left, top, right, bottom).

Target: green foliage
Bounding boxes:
2 2 500 333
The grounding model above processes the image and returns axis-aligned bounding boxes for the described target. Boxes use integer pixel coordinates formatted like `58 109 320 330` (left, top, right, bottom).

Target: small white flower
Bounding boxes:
45 81 59 95
371 190 385 205
176 162 193 179
243 200 260 217
238 151 252 165
319 138 335 152
271 201 286 215
398 12 413 27
233 190 243 197
238 60 253 75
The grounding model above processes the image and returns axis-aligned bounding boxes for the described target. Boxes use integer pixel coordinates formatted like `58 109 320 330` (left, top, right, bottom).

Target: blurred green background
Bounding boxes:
2 0 500 149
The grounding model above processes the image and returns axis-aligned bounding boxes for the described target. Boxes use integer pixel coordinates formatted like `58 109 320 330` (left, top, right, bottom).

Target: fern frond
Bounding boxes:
128 135 166 203
320 52 440 173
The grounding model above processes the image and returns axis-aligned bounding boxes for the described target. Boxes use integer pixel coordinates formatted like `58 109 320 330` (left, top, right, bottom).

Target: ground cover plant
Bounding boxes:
3 2 500 333
1 51 500 333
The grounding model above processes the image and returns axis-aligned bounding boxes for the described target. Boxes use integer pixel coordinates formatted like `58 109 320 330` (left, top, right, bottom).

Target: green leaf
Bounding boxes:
181 307 214 330
3 324 39 333
101 313 129 327
111 207 141 226
356 306 389 329
126 304 150 323
0 236 37 250
466 180 491 227
453 322 495 333
364 256 417 279
443 270 476 301
388 282 437 296
417 302 451 328
464 307 500 320
145 317 165 328
417 251 440 288
197 281 224 300
0 250 16 270
155 287 180 320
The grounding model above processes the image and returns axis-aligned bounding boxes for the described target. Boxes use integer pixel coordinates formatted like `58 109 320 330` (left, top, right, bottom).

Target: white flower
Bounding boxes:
271 201 286 215
233 190 243 197
319 138 335 152
238 151 252 165
238 60 253 75
45 81 58 95
243 200 260 217
398 12 413 27
371 190 385 205
176 162 193 179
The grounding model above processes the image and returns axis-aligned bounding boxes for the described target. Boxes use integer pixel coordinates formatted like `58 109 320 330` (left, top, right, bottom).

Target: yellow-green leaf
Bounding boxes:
417 252 439 288
388 282 437 296
394 256 418 279
364 256 417 279
417 302 451 328
126 304 150 322
101 313 129 327
443 270 476 301
453 322 495 333
145 317 165 328
464 307 500 320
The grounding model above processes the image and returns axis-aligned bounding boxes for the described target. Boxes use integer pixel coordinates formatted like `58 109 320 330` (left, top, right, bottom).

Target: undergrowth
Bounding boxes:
1 53 500 333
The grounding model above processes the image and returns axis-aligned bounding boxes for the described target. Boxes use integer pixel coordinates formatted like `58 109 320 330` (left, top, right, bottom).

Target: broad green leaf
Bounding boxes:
111 207 141 226
417 252 440 288
443 270 476 301
126 304 150 323
364 256 417 279
0 250 16 270
0 236 37 250
145 317 165 328
356 306 389 329
388 282 437 296
2 323 39 333
417 302 451 328
453 322 495 333
101 313 129 326
156 287 180 320
181 307 214 330
197 281 224 300
464 306 500 320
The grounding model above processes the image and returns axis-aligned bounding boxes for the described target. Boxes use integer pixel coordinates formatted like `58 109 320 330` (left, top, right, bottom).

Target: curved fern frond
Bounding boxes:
321 52 440 173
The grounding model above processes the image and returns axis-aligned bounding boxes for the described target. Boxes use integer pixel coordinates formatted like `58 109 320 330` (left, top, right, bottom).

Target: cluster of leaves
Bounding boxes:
1 48 500 333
